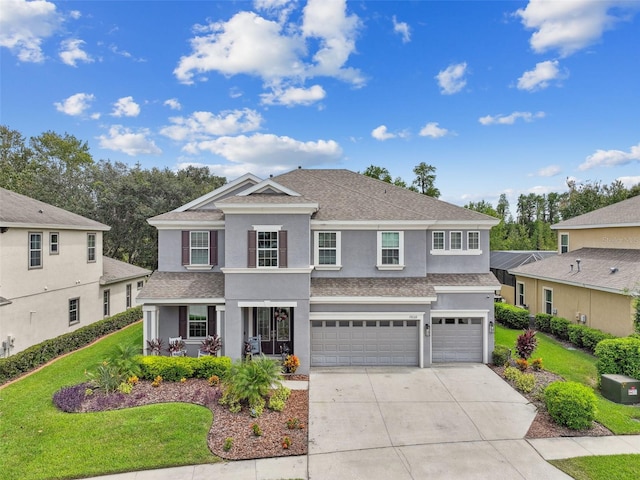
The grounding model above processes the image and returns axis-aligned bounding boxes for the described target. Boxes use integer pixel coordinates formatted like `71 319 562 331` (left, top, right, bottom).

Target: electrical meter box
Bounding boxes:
600 374 640 405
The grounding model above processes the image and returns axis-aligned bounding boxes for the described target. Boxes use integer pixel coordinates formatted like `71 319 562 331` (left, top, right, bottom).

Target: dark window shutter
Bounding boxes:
179 306 187 338
248 230 257 268
207 306 216 336
279 230 288 268
210 230 218 266
181 231 190 265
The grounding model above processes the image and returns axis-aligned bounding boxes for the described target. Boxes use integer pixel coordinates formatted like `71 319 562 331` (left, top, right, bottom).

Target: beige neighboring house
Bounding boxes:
0 188 151 357
510 195 640 337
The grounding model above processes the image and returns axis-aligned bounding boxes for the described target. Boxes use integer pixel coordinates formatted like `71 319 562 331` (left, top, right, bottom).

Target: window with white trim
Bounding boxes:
190 231 209 265
103 290 110 317
543 288 553 315
69 298 80 325
87 233 96 262
137 280 144 290
517 282 525 307
315 231 341 267
467 231 480 250
377 231 404 268
560 234 569 254
450 231 462 250
432 231 445 250
29 232 43 268
188 305 208 338
50 232 59 255
258 231 279 267
126 284 132 308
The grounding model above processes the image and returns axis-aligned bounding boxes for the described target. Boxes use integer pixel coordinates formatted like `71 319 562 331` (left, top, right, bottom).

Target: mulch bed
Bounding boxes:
76 377 309 460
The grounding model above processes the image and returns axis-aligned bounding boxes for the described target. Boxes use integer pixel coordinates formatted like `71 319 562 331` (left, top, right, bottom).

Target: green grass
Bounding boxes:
495 324 640 434
551 454 640 480
0 323 219 480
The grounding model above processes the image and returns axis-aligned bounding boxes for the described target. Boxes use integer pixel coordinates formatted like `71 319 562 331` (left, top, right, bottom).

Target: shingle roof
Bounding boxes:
100 257 151 285
509 248 640 293
0 187 109 230
137 271 225 300
490 251 557 270
427 273 501 288
553 195 640 229
149 210 224 222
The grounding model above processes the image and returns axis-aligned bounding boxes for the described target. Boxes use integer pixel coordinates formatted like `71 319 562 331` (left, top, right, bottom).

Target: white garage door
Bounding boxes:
311 319 419 367
432 317 483 362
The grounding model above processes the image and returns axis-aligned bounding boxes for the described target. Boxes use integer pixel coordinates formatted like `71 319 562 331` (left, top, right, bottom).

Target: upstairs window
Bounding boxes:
49 232 59 255
315 231 341 267
29 232 43 269
432 231 445 250
181 230 218 267
450 231 462 250
248 228 287 268
468 231 480 250
560 234 569 254
190 231 209 265
87 233 96 262
258 231 279 267
377 231 404 269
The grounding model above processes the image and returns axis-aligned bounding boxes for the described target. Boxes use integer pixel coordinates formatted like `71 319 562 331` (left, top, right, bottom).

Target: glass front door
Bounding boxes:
254 307 293 355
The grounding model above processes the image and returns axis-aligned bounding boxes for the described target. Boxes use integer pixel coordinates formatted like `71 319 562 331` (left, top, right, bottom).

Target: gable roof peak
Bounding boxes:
237 178 301 197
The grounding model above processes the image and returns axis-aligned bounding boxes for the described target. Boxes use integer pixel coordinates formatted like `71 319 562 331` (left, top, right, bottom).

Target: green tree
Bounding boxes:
412 162 440 197
361 165 392 183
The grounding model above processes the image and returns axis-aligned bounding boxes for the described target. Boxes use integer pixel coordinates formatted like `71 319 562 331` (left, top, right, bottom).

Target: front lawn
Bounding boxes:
550 454 640 480
0 323 218 480
495 325 640 434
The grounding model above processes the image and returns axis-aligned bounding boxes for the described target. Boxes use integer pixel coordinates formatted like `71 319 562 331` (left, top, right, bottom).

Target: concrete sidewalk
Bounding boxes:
84 366 640 480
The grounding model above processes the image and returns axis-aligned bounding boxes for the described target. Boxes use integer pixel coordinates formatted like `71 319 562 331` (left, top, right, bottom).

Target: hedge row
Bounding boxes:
494 303 530 330
137 355 232 382
534 313 615 353
0 306 142 385
595 337 640 381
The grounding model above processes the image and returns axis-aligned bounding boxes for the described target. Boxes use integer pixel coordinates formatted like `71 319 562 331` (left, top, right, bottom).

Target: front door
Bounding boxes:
254 307 293 355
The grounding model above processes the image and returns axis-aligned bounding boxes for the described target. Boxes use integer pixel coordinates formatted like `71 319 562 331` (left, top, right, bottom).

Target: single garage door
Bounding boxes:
432 317 483 362
311 319 419 367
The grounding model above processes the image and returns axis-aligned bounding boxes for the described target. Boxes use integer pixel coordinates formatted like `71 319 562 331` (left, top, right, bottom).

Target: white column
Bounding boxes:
142 305 158 355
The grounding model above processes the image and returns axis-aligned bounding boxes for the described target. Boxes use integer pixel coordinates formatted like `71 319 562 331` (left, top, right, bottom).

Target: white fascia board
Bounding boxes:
174 173 262 212
137 298 225 305
310 296 436 305
4 222 110 231
215 204 318 215
147 220 225 229
238 301 298 308
310 220 497 231
310 311 425 320
430 309 489 318
433 286 499 293
551 223 640 230
221 267 314 274
510 272 628 295
237 179 301 197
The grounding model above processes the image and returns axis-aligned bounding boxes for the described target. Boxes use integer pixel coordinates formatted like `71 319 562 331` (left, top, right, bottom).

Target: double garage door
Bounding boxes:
311 316 484 366
311 319 419 366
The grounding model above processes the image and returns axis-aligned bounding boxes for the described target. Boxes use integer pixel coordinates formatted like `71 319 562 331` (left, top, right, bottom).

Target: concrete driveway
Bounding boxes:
308 364 572 479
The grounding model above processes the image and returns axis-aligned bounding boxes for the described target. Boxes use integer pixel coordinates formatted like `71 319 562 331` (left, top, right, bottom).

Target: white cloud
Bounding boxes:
98 125 161 156
69 10 81 20
261 84 326 106
517 59 565 91
0 0 61 62
536 165 561 177
479 111 545 125
617 175 640 188
435 62 467 95
174 0 363 89
160 109 263 141
371 125 396 141
392 15 411 43
59 38 93 66
164 98 182 110
111 96 140 117
419 122 450 138
54 92 95 116
183 133 342 167
515 0 637 57
579 143 640 170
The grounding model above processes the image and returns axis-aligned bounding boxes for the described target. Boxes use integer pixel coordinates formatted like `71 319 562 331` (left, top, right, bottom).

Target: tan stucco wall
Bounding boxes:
558 226 640 252
516 276 635 337
500 285 515 305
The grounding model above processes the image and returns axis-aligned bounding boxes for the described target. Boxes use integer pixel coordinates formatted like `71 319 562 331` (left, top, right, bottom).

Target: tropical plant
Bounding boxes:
515 329 538 359
223 356 282 408
146 338 163 355
283 354 300 373
199 335 222 355
167 338 185 355
107 343 142 378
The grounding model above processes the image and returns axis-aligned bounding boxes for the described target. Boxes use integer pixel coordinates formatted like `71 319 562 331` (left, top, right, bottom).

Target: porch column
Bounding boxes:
142 305 159 355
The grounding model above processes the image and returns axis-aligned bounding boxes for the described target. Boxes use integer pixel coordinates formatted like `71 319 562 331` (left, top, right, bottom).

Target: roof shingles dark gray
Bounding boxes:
101 257 151 285
553 195 640 228
138 271 225 300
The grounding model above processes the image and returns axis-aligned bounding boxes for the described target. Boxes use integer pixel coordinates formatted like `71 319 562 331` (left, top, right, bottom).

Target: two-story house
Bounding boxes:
139 169 500 373
0 188 151 357
510 195 640 337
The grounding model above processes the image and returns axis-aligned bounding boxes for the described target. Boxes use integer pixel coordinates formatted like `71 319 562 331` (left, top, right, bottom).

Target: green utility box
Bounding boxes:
601 374 640 405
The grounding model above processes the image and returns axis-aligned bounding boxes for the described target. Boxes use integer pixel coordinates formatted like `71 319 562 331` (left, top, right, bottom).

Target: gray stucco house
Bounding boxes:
138 168 500 373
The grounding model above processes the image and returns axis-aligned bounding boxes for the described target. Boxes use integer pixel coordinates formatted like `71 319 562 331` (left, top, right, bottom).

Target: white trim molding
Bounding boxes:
311 295 436 305
310 311 425 320
221 267 314 274
238 301 298 308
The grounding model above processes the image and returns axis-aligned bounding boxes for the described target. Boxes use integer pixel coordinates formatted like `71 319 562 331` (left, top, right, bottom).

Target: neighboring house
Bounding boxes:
0 188 151 357
490 250 557 306
139 168 500 373
510 195 640 337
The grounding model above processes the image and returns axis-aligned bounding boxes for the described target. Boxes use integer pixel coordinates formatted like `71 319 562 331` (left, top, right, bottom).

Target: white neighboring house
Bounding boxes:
0 188 151 357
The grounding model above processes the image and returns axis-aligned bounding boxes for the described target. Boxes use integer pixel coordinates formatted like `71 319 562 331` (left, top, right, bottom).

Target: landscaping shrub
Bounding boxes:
0 307 142 385
534 313 553 334
192 355 232 380
137 356 195 382
544 381 597 430
595 337 640 380
224 356 283 408
515 329 537 359
567 324 588 348
53 383 91 413
515 372 536 393
581 328 615 353
550 316 572 340
495 303 529 330
492 345 511 366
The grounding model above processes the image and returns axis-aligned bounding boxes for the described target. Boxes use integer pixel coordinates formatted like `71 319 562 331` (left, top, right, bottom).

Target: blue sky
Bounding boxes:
2 0 639 207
